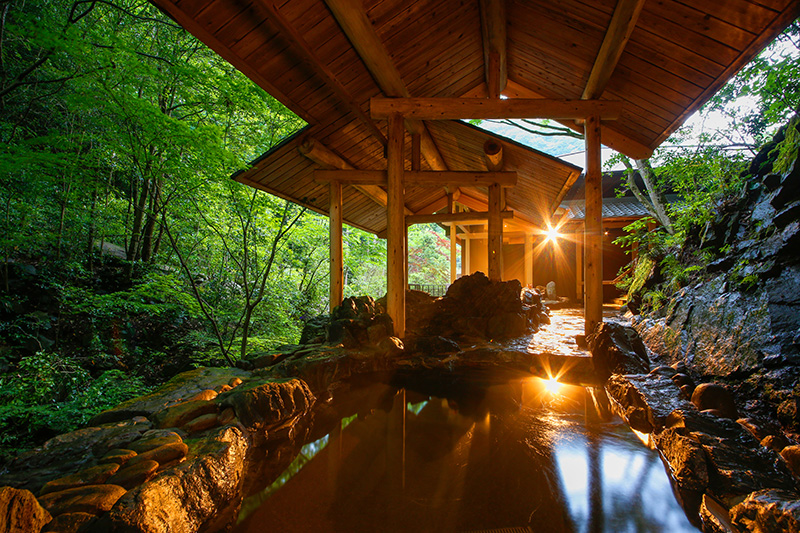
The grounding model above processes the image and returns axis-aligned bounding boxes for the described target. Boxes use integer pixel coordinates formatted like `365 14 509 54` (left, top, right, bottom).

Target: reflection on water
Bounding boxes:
235 381 698 533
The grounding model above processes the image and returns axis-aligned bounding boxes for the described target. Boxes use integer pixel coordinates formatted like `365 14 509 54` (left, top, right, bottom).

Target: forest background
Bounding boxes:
0 0 796 460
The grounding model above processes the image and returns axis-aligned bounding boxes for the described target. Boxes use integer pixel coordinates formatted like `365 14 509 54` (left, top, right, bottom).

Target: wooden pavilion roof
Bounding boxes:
153 0 799 233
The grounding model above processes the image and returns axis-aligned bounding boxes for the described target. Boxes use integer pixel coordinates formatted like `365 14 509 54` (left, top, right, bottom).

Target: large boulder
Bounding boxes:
730 489 800 533
217 378 314 430
0 487 51 533
589 322 650 377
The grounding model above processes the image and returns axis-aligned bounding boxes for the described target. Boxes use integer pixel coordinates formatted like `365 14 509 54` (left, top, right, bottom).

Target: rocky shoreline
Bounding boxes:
2 272 800 531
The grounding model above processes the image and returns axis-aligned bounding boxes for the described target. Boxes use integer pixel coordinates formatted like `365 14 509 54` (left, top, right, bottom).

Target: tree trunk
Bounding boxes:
622 158 674 234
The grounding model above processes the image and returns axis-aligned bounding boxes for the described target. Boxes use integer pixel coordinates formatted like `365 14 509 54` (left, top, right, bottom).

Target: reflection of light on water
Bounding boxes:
553 426 698 532
631 428 651 447
544 378 562 395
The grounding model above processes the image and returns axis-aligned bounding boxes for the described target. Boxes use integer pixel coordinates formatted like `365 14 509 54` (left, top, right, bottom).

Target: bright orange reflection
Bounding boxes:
544 377 562 395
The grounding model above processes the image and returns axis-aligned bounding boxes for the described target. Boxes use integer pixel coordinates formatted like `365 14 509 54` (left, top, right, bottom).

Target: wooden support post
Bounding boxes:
488 183 503 281
387 113 406 337
464 235 471 276
584 115 603 335
450 224 458 283
329 181 343 312
524 233 533 287
576 227 584 303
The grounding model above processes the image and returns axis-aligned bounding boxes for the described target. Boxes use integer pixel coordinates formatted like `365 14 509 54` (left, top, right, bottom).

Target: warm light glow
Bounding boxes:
544 377 562 395
545 225 560 243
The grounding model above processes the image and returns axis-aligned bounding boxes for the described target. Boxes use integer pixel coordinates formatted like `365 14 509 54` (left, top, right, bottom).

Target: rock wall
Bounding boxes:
633 119 800 429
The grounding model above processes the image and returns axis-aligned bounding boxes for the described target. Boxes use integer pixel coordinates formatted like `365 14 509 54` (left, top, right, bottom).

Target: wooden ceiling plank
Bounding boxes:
324 0 450 172
479 0 508 98
371 97 624 121
652 0 800 147
256 1 387 146
582 0 645 99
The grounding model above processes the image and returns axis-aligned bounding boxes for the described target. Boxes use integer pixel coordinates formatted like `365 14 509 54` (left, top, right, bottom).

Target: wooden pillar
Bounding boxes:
575 227 584 302
450 224 458 283
584 115 603 336
329 181 343 312
488 183 503 281
387 113 406 337
523 233 533 287
464 236 471 276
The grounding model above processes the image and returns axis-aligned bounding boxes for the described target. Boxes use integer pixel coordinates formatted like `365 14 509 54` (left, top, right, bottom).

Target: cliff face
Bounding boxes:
633 117 800 428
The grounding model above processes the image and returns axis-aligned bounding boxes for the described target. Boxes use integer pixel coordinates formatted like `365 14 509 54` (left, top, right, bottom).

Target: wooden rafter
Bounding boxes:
371 98 623 120
314 170 517 188
582 0 646 100
479 0 507 99
406 210 513 225
256 1 387 146
500 81 653 159
297 137 411 214
324 0 449 172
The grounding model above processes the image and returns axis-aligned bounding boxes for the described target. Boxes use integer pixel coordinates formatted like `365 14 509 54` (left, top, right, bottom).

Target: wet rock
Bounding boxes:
404 336 460 357
652 428 709 491
38 484 127 517
99 426 248 532
667 410 797 502
217 377 314 430
779 398 800 432
41 512 96 533
218 408 236 425
152 398 218 429
700 494 735 533
183 413 219 434
0 419 150 494
229 377 242 388
127 442 188 468
0 486 51 532
89 367 250 425
671 373 694 389
738 417 783 442
250 352 290 369
106 460 159 490
762 434 792 453
98 449 137 466
730 489 800 533
186 389 218 402
127 432 182 453
588 322 649 377
605 374 694 433
649 365 677 378
376 336 404 357
691 383 738 420
782 446 800 477
39 463 120 496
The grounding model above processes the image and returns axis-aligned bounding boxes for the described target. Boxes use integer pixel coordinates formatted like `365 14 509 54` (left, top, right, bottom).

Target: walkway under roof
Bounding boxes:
151 0 799 335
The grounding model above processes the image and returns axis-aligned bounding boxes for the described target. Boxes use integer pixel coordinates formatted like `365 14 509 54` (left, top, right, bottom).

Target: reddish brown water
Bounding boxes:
234 380 698 533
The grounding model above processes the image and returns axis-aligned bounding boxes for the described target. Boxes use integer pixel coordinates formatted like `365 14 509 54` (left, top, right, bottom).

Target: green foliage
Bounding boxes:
0 353 150 458
772 116 800 174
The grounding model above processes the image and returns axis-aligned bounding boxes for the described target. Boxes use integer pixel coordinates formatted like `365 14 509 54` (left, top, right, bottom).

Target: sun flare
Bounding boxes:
544 378 562 395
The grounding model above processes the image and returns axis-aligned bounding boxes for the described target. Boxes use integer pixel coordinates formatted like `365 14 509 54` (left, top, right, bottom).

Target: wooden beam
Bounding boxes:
582 0 646 100
256 1 386 146
549 169 582 214
406 210 513 225
460 231 525 240
488 183 503 281
371 98 623 121
479 0 507 98
315 169 517 188
329 182 343 312
299 137 411 214
500 80 653 159
324 0 449 172
483 139 504 171
455 191 490 212
411 133 421 171
387 113 405 337
523 233 533 287
584 115 603 336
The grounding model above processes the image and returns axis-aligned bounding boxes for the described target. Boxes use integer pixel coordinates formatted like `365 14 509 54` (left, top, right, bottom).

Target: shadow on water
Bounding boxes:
233 379 698 533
